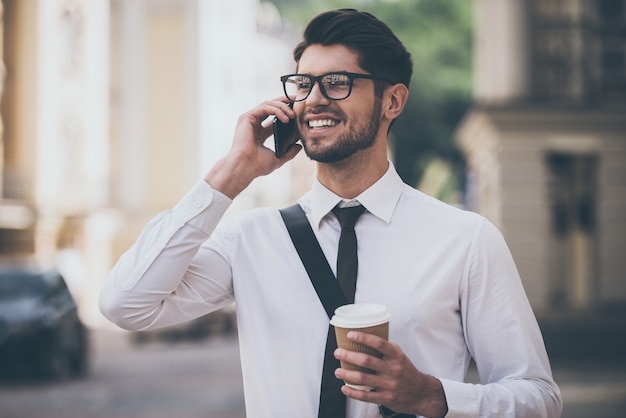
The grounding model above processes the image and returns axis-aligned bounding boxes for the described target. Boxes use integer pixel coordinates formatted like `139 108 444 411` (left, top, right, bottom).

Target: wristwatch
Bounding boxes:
378 404 415 417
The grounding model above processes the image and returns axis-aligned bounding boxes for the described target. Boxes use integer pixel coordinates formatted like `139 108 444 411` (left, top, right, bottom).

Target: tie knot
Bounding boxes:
332 205 366 229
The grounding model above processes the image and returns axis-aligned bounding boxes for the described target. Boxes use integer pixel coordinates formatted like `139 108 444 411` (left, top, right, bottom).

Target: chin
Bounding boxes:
302 145 354 164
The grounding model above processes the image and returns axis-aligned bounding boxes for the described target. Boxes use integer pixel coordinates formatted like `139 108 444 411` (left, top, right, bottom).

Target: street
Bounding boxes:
1 326 625 417
0 328 246 418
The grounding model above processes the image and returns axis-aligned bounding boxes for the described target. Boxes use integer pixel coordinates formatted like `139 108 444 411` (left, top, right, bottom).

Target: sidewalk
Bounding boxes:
551 357 626 418
537 306 626 361
537 308 626 417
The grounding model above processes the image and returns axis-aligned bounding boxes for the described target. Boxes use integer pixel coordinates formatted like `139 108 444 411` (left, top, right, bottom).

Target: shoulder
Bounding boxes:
402 188 511 256
399 185 485 228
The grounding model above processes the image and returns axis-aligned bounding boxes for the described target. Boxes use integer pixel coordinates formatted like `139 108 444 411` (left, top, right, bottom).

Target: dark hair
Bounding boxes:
293 9 413 91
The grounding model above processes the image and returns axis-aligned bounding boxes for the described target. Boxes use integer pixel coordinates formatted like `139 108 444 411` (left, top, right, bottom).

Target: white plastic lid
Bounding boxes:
330 303 391 328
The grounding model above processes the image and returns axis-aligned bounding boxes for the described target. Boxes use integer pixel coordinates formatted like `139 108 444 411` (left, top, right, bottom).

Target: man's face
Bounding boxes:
294 44 382 163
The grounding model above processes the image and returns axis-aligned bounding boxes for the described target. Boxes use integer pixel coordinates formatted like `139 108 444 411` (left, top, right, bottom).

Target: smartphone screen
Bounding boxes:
273 103 300 158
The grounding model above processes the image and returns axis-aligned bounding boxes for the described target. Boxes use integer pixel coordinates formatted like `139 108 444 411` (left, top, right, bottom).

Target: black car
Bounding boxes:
0 264 88 380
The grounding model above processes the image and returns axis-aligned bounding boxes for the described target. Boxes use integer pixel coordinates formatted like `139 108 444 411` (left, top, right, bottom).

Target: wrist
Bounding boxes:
204 156 256 199
416 376 448 418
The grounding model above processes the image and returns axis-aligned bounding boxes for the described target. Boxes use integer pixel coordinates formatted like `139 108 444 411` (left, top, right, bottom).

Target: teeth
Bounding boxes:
308 119 338 128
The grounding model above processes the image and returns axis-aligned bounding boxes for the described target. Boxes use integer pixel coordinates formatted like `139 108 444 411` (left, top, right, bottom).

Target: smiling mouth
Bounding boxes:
308 119 339 129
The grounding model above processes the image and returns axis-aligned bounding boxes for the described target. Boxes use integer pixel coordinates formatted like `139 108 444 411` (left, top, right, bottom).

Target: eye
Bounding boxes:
294 76 312 90
324 74 350 88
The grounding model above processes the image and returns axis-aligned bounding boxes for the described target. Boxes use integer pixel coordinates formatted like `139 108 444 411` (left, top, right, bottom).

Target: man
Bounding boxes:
100 9 562 418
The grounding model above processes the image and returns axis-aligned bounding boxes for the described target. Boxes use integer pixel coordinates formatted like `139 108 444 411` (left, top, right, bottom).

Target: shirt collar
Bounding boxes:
309 161 404 228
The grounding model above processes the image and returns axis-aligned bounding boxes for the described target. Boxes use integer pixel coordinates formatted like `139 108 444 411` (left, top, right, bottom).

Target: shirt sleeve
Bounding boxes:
440 219 563 418
98 180 235 331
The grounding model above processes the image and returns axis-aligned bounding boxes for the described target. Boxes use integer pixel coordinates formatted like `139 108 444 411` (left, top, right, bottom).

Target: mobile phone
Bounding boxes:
273 102 300 158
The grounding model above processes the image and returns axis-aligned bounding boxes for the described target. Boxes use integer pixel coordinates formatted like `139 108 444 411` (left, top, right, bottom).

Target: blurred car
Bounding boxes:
0 264 88 380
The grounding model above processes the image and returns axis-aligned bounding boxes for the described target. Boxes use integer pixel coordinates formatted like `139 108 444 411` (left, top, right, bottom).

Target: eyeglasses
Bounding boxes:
280 71 392 102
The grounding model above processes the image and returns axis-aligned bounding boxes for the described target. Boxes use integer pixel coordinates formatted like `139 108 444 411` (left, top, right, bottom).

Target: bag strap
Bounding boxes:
279 204 347 318
280 204 415 418
280 204 350 417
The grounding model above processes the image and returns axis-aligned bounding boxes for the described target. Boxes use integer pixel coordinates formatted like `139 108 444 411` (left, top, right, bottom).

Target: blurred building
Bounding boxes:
458 0 626 314
0 0 311 324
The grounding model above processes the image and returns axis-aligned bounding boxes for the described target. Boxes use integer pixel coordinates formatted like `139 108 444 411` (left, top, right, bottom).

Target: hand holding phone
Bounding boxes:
273 102 300 158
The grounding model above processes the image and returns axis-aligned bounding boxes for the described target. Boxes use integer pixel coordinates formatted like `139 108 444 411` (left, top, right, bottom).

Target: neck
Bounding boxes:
316 148 389 199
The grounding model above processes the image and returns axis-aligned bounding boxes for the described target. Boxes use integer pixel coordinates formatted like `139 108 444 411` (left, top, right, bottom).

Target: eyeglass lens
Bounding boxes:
283 73 353 101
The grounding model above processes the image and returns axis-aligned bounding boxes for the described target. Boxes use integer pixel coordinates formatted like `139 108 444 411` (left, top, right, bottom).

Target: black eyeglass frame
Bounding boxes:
280 71 393 102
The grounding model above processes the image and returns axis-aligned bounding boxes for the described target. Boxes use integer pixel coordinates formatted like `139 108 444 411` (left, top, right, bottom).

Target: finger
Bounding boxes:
279 143 302 161
341 384 378 402
258 122 274 139
335 348 385 373
336 368 400 410
245 98 293 127
264 98 296 123
347 331 399 357
334 366 381 390
339 380 388 405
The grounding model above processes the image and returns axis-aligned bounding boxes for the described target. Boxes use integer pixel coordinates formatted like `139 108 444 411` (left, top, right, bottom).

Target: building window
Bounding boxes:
531 0 626 103
597 0 626 97
546 152 599 308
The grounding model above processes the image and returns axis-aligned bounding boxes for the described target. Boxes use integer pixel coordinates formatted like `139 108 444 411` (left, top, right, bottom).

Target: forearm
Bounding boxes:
100 99 297 329
99 181 233 330
440 376 562 418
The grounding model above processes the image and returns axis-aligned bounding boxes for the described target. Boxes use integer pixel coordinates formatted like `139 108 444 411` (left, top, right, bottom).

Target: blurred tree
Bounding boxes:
267 0 472 201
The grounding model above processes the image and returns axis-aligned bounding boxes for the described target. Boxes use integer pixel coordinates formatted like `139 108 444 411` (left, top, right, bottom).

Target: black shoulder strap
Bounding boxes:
281 204 414 418
279 204 347 318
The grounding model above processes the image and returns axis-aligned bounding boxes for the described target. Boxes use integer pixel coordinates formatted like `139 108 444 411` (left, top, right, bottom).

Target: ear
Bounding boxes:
382 84 409 121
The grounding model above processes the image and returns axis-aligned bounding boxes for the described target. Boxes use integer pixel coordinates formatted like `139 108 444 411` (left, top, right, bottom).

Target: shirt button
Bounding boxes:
193 200 202 209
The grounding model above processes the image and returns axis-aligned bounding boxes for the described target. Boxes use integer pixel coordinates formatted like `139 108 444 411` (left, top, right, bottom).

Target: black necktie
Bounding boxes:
318 205 366 418
332 205 366 303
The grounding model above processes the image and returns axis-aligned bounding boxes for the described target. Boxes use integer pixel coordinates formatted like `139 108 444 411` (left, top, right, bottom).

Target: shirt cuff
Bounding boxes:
439 378 478 418
172 179 233 233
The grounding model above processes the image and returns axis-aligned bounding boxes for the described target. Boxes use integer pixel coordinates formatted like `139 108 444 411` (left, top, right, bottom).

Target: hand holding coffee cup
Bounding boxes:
330 303 391 391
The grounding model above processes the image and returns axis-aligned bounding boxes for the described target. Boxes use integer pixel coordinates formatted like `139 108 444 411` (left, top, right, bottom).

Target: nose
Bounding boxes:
305 79 331 106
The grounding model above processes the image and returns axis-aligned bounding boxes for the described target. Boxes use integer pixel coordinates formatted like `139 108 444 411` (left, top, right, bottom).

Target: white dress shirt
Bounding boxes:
99 163 562 418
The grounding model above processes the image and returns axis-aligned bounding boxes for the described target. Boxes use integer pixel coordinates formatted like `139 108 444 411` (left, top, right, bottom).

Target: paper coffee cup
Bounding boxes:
330 303 391 391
